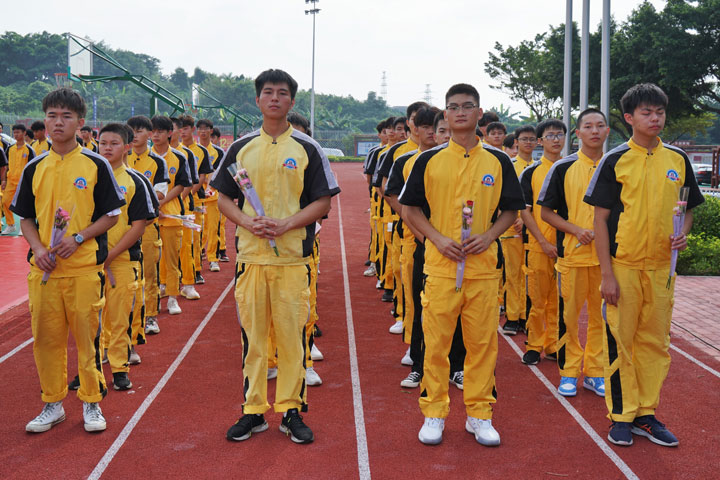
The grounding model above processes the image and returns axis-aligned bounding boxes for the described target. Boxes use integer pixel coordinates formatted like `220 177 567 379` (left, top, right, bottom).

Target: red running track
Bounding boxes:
1 162 719 479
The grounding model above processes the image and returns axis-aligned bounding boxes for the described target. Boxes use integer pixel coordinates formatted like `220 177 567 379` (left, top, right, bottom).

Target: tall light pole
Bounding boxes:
601 0 611 151
562 0 573 156
305 0 320 138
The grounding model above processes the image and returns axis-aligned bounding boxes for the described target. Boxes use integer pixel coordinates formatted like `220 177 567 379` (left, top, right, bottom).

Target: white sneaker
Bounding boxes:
363 264 376 277
306 366 322 386
418 417 445 445
25 402 65 433
82 402 107 432
376 280 382 289
267 367 278 380
167 297 182 315
310 344 324 361
129 346 141 365
102 349 108 364
389 320 403 334
210 261 220 272
465 417 500 446
159 284 167 298
1 224 17 235
401 371 421 388
180 285 200 300
145 316 161 333
401 347 412 366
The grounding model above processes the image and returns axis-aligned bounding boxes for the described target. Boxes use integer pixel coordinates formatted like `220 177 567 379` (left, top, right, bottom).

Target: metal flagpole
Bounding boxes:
601 0 611 151
562 0 573 156
305 1 320 138
580 0 590 112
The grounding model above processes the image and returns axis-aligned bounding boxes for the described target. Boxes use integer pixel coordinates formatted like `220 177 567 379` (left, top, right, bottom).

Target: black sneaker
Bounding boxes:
631 415 678 447
201 248 206 260
518 319 527 334
545 351 558 361
608 421 633 446
381 289 393 303
502 320 520 336
522 350 541 365
313 324 323 337
195 272 205 285
279 408 314 444
113 372 133 391
68 375 80 390
226 414 268 441
365 260 372 266
219 251 230 262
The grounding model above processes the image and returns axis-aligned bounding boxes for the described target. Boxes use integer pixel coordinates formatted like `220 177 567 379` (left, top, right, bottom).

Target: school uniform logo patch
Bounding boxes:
144 170 153 179
73 177 88 190
482 174 495 187
169 166 177 174
120 186 128 196
282 158 298 170
666 169 679 182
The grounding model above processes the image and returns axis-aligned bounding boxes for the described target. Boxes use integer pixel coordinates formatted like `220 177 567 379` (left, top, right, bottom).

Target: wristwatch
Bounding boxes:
73 233 84 244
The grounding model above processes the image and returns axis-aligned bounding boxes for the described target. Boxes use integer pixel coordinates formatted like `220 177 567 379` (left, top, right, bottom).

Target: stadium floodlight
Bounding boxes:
305 0 320 138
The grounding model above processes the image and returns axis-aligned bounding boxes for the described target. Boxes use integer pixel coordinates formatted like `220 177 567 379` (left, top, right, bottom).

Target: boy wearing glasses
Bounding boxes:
401 84 525 446
518 119 567 365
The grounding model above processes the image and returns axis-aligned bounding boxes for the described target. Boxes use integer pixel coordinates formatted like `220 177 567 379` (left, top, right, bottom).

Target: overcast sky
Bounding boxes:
14 0 665 115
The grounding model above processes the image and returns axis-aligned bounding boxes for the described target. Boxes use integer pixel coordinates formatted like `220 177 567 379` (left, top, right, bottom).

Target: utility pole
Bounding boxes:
424 84 432 104
380 71 388 101
305 0 320 138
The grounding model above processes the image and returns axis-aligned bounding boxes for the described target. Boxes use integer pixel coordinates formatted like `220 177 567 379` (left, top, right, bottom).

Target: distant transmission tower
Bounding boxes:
380 71 388 101
423 84 432 104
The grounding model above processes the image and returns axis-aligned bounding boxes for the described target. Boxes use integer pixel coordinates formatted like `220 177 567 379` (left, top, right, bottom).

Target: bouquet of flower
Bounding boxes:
227 163 279 256
667 186 689 289
41 207 71 285
456 200 474 292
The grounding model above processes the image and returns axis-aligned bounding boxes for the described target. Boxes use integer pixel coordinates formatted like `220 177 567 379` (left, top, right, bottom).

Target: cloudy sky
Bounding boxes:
16 0 664 114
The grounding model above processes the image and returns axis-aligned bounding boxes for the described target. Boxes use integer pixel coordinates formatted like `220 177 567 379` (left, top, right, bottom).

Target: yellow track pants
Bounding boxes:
159 225 183 296
501 236 526 321
526 250 558 354
101 262 139 373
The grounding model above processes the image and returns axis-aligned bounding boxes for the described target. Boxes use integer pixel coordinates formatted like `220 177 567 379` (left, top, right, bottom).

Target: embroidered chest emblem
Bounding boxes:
481 174 495 187
666 169 679 182
282 158 298 170
73 177 88 190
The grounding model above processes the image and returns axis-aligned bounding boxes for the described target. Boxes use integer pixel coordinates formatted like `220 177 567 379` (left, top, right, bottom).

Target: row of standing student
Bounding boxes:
363 82 703 448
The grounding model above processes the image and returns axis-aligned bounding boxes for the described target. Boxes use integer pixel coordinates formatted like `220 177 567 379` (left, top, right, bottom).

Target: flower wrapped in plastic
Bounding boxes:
456 200 474 292
41 206 71 285
227 163 279 256
667 186 689 289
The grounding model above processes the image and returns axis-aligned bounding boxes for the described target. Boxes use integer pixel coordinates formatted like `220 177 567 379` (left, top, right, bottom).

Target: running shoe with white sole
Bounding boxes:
418 417 444 445
401 371 421 388
401 347 412 366
167 297 182 315
180 285 200 300
310 344 324 361
465 417 501 446
25 402 65 433
82 402 107 432
306 366 322 386
389 320 403 334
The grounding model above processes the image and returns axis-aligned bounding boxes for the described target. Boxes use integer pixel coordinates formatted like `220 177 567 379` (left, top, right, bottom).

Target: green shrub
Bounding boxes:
327 155 364 162
677 233 720 276
691 194 720 239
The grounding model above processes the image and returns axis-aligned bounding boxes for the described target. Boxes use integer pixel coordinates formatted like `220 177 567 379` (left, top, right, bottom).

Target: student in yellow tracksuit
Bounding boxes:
13 88 125 433
2 124 35 235
197 119 225 270
364 124 391 277
153 116 193 319
97 123 157 390
80 125 98 153
500 125 535 335
30 121 52 154
538 109 610 397
180 115 214 281
585 84 704 447
210 128 230 262
401 84 525 446
213 69 340 444
519 119 567 365
127 115 170 348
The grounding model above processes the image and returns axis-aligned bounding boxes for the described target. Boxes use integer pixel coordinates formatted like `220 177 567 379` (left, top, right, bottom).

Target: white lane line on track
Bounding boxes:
0 294 29 316
500 331 639 480
670 344 720 379
0 337 33 365
89 279 235 480
336 195 371 480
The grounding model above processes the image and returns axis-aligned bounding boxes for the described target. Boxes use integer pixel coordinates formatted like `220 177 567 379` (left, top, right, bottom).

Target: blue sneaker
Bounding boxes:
631 415 679 447
583 377 605 396
608 421 633 446
558 377 578 396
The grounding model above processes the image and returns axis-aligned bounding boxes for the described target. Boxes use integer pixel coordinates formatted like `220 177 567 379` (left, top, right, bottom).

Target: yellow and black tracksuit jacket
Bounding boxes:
31 138 52 155
152 146 192 227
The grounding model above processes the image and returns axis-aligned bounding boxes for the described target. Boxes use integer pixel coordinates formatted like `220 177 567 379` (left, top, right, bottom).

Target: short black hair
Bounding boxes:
170 116 182 128
151 115 173 131
376 121 385 134
393 116 409 132
576 108 608 129
80 125 93 133
254 69 299 99
211 127 221 138
514 125 536 138
196 118 213 129
12 123 27 132
433 110 446 131
502 133 516 149
536 119 567 138
384 117 395 130
406 101 430 119
42 88 87 118
30 121 45 132
486 121 507 134
178 114 195 128
478 111 500 127
127 115 153 131
620 83 668 115
414 107 441 128
99 122 130 144
287 111 310 135
25 130 34 140
445 83 479 105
